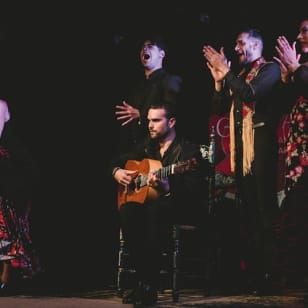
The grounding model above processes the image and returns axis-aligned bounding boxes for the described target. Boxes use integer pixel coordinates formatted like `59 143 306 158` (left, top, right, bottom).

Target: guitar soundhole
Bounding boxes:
128 175 141 192
134 175 141 190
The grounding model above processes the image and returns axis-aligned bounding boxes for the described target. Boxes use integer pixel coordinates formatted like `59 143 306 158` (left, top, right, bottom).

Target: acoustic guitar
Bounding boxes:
117 158 197 208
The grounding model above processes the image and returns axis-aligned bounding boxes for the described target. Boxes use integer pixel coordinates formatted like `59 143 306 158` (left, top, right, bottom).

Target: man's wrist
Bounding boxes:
289 63 300 73
112 167 121 177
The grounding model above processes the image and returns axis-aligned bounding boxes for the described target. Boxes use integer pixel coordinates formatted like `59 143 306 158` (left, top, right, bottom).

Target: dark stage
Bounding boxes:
0 2 307 305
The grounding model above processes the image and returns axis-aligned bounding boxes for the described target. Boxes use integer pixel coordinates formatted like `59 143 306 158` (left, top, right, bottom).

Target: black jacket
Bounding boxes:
117 69 182 152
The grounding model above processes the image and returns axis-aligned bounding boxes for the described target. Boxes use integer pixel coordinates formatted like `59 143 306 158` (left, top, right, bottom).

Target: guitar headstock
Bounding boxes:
174 158 198 174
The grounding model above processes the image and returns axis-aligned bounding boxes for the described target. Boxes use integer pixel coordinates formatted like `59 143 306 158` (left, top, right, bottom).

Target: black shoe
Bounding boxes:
0 282 15 296
251 273 280 296
122 281 145 305
122 287 142 304
135 284 157 307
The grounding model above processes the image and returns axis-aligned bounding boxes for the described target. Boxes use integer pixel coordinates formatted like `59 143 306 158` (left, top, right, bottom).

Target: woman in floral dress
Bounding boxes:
274 18 308 286
0 98 41 295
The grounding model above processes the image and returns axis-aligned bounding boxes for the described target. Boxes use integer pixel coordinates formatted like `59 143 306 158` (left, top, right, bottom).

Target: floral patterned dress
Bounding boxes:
285 95 308 193
0 126 42 279
0 197 41 278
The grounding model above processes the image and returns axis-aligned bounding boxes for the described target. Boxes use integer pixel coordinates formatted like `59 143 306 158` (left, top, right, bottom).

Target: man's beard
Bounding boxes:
150 130 168 141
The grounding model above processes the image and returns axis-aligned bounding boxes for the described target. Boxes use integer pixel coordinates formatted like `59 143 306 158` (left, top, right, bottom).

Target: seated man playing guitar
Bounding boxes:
110 102 205 307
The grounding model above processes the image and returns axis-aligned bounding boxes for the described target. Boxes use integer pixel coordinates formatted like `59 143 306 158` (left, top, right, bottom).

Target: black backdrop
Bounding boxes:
0 2 304 289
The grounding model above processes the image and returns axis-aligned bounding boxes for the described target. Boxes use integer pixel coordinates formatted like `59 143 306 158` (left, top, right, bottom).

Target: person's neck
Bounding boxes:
249 55 263 65
159 130 176 153
144 66 162 79
241 55 264 69
302 47 308 53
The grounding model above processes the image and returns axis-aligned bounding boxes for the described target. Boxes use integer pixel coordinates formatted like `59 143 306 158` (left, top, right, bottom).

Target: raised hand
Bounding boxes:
203 46 231 82
115 101 141 126
274 36 301 82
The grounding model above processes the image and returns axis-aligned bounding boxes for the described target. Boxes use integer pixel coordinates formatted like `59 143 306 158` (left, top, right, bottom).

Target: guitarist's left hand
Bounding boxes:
147 172 170 195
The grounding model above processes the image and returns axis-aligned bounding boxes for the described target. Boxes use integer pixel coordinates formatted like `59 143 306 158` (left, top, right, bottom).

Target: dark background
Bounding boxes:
0 2 304 289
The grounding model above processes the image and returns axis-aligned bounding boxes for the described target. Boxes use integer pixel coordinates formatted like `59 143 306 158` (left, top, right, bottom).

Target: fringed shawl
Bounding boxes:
230 57 266 175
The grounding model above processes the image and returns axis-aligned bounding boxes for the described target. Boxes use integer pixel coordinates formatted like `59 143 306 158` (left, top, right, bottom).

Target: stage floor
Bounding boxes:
0 286 307 308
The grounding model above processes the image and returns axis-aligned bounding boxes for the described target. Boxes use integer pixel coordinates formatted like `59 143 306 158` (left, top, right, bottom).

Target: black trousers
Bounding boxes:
236 127 279 282
119 201 172 288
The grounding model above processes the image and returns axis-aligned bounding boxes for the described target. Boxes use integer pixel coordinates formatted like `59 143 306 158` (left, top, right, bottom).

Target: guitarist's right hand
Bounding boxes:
113 168 138 186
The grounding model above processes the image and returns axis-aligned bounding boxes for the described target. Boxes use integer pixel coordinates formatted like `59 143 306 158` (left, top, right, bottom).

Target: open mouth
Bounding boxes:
143 54 150 60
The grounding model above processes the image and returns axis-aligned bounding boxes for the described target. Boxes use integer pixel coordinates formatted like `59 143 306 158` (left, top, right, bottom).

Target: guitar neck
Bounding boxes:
137 164 174 189
154 164 175 180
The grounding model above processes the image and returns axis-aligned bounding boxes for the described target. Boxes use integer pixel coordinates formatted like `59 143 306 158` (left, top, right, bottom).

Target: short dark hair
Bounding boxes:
149 102 176 119
240 28 263 42
141 34 168 53
239 28 264 50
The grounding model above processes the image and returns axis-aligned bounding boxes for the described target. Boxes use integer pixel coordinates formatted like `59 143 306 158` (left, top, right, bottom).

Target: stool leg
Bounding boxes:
117 229 125 297
172 225 180 302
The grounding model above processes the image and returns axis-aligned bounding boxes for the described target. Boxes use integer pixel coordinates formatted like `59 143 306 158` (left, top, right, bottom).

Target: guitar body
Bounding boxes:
117 159 162 209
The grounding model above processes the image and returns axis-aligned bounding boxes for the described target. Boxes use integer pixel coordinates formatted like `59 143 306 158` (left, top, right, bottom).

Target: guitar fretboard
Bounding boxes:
154 164 174 180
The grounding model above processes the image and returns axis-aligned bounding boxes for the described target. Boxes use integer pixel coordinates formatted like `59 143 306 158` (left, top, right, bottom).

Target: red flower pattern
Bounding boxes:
285 96 308 190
